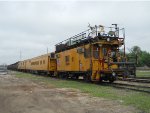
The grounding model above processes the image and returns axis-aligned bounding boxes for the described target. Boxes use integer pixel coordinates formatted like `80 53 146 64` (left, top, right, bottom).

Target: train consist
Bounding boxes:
8 24 136 82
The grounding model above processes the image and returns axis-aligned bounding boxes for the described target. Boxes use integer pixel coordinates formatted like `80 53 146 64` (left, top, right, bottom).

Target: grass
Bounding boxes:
136 70 150 78
15 72 150 113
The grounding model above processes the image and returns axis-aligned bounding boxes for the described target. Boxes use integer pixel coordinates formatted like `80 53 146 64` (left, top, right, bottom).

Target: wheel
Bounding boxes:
58 73 63 79
123 71 129 79
64 74 69 79
109 79 114 83
83 74 91 82
56 72 60 78
60 74 65 79
109 76 115 83
59 73 68 79
75 75 79 80
99 78 103 83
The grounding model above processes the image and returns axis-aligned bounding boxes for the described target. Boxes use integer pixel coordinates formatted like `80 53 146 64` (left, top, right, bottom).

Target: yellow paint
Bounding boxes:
56 42 118 81
56 44 91 72
18 53 56 72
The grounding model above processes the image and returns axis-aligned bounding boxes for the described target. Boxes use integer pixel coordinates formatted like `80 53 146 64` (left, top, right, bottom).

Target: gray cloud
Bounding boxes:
0 1 150 64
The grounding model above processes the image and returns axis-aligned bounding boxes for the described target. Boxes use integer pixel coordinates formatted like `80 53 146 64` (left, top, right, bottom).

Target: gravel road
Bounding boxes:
0 73 139 113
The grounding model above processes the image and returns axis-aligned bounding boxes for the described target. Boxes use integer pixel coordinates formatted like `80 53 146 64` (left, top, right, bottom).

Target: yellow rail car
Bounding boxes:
56 41 120 82
55 24 136 82
18 53 57 75
18 60 27 71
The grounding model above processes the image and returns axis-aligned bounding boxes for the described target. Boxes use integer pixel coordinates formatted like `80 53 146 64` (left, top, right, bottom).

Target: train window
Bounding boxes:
93 46 99 59
43 60 45 64
65 56 69 62
111 51 117 62
40 61 42 65
93 50 99 59
102 48 107 56
72 57 74 62
36 61 39 65
84 48 90 58
65 56 70 65
50 53 55 58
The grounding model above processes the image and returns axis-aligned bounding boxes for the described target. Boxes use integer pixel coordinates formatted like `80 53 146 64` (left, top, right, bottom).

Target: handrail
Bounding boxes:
55 29 90 46
55 25 125 48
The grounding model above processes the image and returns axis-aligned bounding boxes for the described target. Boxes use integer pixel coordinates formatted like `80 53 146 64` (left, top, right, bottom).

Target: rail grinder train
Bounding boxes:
8 24 136 82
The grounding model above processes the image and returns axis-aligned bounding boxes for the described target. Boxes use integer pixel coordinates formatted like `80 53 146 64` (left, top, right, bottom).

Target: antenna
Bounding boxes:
123 28 126 57
88 23 93 30
112 24 119 37
88 23 90 27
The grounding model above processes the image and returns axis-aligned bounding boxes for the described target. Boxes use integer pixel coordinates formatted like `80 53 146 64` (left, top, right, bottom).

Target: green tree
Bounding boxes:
140 51 150 67
129 46 142 56
128 46 150 67
128 46 141 65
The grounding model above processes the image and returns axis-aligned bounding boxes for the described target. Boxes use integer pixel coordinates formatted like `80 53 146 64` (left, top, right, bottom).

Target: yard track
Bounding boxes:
101 82 150 94
118 77 150 83
66 77 150 94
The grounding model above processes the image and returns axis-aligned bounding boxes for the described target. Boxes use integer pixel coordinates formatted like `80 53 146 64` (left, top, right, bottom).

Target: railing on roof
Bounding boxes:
55 24 125 51
55 29 90 47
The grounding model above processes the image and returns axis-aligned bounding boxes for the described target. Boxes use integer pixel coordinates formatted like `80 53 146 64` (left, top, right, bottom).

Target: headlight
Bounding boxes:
112 72 116 76
107 38 110 41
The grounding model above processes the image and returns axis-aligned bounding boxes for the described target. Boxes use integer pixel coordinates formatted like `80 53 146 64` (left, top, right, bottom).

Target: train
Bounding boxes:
8 24 136 83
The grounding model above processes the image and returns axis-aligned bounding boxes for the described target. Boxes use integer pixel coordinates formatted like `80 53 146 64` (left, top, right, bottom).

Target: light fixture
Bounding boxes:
107 38 110 42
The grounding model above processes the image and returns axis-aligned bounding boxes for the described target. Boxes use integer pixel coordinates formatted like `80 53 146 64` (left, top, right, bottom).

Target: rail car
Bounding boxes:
8 24 136 83
7 62 19 71
17 53 56 75
55 24 136 82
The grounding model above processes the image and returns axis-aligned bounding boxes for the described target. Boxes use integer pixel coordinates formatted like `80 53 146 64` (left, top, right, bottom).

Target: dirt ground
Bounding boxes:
0 73 139 113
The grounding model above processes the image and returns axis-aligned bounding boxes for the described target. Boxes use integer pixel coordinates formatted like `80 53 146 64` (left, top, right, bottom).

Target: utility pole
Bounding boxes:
20 51 22 61
123 28 126 58
47 47 48 54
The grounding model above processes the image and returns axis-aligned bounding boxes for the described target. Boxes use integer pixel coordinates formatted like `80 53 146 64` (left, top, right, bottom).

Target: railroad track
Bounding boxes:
67 77 150 94
103 82 150 94
118 77 150 83
69 78 150 94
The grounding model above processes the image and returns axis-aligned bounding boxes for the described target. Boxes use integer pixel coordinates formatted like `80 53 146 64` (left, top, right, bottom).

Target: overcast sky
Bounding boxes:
0 1 150 64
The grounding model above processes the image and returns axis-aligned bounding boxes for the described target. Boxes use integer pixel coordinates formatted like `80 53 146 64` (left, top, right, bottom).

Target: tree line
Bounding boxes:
127 46 150 67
